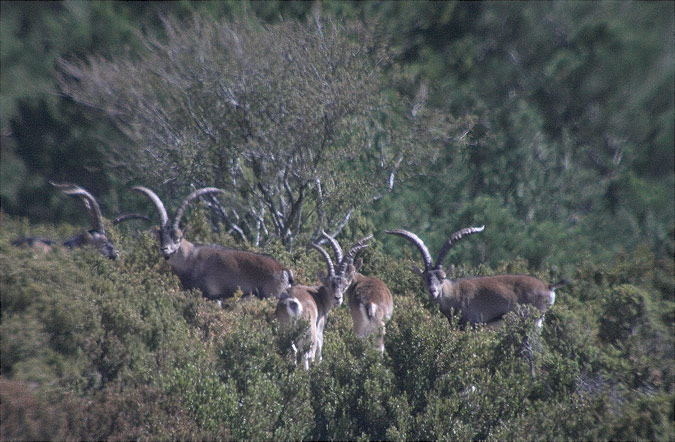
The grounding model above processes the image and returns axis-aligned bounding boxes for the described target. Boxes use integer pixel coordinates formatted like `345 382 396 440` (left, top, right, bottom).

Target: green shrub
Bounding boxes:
599 284 649 344
1 215 672 440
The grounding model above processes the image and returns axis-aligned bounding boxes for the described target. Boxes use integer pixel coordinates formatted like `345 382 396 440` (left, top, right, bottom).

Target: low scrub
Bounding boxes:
1 216 672 439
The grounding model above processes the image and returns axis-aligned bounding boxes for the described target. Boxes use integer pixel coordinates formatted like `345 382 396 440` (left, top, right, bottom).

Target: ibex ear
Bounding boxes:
411 265 424 276
446 264 455 275
317 270 326 282
353 258 363 272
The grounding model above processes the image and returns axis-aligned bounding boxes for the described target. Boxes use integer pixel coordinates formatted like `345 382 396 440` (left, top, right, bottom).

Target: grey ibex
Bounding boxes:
320 232 394 353
12 182 136 259
275 236 371 369
133 186 293 301
386 226 567 328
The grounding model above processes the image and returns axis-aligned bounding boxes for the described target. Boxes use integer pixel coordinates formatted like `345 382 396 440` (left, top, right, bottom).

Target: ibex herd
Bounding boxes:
14 181 567 369
276 233 393 368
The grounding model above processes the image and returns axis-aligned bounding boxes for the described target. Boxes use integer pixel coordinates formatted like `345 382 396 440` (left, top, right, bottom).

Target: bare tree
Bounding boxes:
58 11 455 248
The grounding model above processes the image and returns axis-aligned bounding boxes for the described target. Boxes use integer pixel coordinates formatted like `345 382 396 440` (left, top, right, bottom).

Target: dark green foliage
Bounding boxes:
599 284 649 344
4 2 671 265
4 215 672 439
372 1 673 268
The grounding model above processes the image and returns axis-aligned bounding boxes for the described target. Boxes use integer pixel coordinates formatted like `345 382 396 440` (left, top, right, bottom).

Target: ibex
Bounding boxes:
133 186 293 301
11 236 56 255
320 232 394 353
12 182 129 259
275 236 371 369
386 226 567 328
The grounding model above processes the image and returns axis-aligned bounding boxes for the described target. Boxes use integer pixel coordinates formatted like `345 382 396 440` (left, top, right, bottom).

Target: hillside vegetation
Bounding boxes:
2 2 673 265
1 215 672 439
1 2 673 439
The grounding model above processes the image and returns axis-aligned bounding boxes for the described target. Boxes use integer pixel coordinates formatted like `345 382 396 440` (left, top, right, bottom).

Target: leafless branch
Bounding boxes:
57 12 448 249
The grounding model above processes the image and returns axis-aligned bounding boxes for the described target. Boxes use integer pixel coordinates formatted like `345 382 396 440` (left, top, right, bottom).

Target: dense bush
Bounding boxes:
1 215 672 439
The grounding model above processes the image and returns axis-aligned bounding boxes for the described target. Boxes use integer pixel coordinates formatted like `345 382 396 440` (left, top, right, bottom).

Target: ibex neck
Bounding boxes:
315 286 336 317
352 272 367 284
439 278 457 298
169 238 197 279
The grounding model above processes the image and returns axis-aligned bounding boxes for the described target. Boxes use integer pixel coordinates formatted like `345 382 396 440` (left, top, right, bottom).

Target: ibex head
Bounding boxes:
311 232 372 306
50 181 120 259
385 226 485 299
76 230 119 260
132 186 224 259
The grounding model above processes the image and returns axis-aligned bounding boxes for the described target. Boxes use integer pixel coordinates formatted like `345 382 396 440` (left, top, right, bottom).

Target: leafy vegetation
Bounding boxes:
2 2 672 264
1 1 673 439
56 11 456 248
1 215 672 439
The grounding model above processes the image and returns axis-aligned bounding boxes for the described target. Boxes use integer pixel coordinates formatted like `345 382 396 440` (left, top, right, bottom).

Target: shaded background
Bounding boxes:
2 1 673 267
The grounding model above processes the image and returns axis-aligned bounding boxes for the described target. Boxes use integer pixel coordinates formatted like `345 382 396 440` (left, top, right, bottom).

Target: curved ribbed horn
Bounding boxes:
385 229 433 270
132 186 169 227
321 230 343 263
172 187 225 232
50 181 105 233
310 243 335 277
434 226 485 268
112 213 151 225
337 235 372 275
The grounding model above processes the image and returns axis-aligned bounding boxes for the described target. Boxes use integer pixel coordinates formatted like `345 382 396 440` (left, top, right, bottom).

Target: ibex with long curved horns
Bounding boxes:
386 226 567 328
12 182 132 259
133 186 293 301
275 236 371 369
320 232 394 353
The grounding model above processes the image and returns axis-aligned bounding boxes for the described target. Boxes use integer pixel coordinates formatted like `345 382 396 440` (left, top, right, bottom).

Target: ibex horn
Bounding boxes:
321 230 343 263
132 186 170 227
385 229 433 270
310 243 336 277
434 225 485 268
50 181 105 233
337 235 372 275
172 187 225 232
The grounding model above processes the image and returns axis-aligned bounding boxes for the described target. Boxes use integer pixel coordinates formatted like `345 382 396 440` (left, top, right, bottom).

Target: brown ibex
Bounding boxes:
133 186 293 301
275 236 371 369
386 226 567 328
12 182 128 259
320 232 394 353
11 236 56 255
